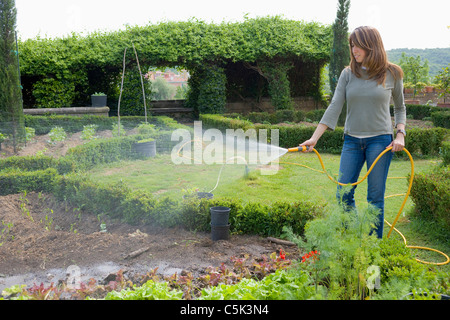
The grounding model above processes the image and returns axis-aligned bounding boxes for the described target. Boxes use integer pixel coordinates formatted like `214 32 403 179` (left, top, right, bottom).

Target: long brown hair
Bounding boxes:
348 26 403 84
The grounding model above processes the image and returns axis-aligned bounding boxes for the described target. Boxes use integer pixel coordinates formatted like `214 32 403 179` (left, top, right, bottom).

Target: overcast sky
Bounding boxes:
15 0 450 50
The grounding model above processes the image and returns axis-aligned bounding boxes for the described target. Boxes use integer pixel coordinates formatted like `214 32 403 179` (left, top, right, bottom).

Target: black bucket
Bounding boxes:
211 223 230 241
133 140 156 157
210 206 230 226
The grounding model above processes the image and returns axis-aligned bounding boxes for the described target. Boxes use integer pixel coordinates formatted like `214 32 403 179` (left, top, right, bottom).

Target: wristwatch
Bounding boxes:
396 129 406 137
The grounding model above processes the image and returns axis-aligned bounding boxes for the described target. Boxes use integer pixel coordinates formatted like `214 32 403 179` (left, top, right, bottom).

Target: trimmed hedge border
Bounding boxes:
409 166 450 232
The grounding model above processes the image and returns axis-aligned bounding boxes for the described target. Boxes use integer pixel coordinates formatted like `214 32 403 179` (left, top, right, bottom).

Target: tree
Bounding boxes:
329 0 351 96
150 77 176 100
435 64 449 103
399 53 430 99
0 0 24 152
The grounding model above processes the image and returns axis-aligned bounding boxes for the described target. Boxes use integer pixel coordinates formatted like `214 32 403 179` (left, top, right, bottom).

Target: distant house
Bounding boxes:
147 70 190 89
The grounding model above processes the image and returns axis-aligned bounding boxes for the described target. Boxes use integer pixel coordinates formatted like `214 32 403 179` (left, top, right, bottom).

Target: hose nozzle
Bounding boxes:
288 146 309 153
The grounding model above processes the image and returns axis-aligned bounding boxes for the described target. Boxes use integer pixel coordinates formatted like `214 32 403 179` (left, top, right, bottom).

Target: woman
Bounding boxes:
300 26 406 238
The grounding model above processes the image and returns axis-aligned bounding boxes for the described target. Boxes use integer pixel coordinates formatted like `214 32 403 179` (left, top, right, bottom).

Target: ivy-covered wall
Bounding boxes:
18 16 332 114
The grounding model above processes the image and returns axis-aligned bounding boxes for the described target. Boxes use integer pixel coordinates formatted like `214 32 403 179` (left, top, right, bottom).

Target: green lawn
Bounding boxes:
88 151 449 271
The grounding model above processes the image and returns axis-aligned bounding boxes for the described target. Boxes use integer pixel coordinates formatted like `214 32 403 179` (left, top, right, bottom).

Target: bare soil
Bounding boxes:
0 130 299 292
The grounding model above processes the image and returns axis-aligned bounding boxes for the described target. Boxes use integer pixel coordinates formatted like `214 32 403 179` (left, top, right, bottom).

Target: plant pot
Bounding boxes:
437 103 450 108
210 206 230 226
91 95 107 107
211 223 230 241
133 140 156 157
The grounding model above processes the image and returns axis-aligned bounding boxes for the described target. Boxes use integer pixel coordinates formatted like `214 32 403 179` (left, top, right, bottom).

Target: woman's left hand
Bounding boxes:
387 135 405 152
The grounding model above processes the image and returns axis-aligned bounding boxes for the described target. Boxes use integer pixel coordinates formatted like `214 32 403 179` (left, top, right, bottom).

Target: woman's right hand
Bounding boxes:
299 139 317 152
299 123 328 152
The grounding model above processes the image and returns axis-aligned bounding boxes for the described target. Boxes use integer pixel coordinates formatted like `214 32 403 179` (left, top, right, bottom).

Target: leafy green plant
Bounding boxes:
283 204 383 300
32 77 76 108
25 127 35 141
111 122 126 137
48 126 67 143
135 122 156 135
104 280 183 300
80 124 98 140
0 220 14 246
136 138 154 144
434 64 449 103
259 59 294 110
198 269 317 300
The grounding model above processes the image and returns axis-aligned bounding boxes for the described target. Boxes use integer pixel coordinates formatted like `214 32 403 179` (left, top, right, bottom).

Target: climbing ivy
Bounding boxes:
260 59 294 110
187 64 227 115
18 16 332 112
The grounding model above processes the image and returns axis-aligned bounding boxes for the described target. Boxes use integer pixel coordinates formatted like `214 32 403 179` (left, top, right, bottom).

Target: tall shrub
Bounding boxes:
120 66 152 116
0 0 25 150
187 64 227 115
329 0 351 96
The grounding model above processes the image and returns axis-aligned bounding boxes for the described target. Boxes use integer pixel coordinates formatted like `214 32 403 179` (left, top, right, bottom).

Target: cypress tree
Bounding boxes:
0 0 25 152
329 0 351 96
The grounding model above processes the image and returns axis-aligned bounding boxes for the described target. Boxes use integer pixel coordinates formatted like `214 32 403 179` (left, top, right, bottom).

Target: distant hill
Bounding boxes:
387 48 450 79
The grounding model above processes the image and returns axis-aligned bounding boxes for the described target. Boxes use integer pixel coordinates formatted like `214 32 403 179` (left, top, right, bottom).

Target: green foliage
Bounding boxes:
387 48 450 78
186 64 227 115
80 124 98 140
136 122 156 135
372 237 449 300
441 140 450 166
404 127 448 156
393 103 449 121
64 135 142 171
32 77 76 108
201 113 449 156
19 17 332 110
0 0 25 144
0 167 59 195
198 269 316 300
0 155 74 174
399 53 431 98
120 66 152 116
434 64 450 103
111 122 126 137
284 204 383 300
259 59 294 110
329 0 351 95
409 166 450 232
150 78 175 100
48 126 67 143
105 280 183 300
431 111 450 129
24 127 35 141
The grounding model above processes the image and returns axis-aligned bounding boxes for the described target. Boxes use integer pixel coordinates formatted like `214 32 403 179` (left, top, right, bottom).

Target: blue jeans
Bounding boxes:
337 134 393 238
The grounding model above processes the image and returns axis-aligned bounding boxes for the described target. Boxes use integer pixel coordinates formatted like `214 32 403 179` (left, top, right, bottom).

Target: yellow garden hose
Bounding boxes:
286 146 449 266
